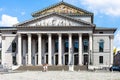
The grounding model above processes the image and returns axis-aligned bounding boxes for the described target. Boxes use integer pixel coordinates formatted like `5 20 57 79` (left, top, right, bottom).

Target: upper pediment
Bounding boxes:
32 1 93 17
16 13 94 27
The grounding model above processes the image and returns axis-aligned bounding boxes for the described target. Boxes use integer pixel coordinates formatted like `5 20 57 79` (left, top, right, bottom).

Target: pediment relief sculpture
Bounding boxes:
29 17 81 27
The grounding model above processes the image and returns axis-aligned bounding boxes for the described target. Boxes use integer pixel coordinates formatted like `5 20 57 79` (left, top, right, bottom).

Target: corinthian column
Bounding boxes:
18 34 22 65
48 34 52 65
38 34 42 65
79 33 82 65
89 34 93 65
68 34 73 65
28 34 32 65
58 33 62 65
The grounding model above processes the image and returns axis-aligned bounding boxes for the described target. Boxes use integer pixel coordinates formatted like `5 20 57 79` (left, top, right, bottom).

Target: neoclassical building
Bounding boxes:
0 2 116 68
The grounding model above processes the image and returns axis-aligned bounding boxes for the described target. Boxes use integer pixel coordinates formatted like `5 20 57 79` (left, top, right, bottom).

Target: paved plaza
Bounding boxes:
0 71 120 80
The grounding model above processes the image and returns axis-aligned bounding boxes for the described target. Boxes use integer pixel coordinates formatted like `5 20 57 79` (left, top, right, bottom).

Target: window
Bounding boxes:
12 41 16 52
99 56 103 64
83 39 88 52
64 40 68 52
45 42 48 52
99 39 104 52
36 41 38 53
12 32 16 34
55 40 58 52
99 32 103 34
74 40 78 52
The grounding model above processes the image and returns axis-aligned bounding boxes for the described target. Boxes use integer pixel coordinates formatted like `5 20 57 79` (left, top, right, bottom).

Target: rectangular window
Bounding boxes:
83 39 88 52
12 42 16 52
55 40 58 52
45 42 48 52
64 40 68 52
99 42 104 52
74 40 78 52
99 56 103 64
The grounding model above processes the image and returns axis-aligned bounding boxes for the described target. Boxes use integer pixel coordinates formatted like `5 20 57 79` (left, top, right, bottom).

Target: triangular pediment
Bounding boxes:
32 2 93 17
16 13 93 27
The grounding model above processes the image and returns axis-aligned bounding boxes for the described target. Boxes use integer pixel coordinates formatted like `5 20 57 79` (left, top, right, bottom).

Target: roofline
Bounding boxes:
95 27 117 33
0 27 17 30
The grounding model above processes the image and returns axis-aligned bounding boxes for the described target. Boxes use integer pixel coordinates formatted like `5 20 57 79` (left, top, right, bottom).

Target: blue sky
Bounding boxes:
0 0 120 49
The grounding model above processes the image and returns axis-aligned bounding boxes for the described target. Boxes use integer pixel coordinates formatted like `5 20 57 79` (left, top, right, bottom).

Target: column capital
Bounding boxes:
58 33 62 37
109 35 114 39
68 33 72 36
37 33 42 36
78 33 82 36
17 33 21 36
27 33 31 36
47 33 51 36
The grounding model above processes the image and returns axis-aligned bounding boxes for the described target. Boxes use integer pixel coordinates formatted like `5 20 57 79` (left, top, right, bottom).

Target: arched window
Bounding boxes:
99 39 104 52
12 41 16 52
83 39 88 52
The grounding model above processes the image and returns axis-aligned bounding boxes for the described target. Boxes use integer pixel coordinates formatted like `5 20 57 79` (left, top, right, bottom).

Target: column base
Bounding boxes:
79 64 83 66
57 64 63 66
27 64 33 66
37 64 43 66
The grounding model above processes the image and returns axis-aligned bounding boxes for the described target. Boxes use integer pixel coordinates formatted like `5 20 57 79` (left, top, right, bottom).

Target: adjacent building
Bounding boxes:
0 2 116 68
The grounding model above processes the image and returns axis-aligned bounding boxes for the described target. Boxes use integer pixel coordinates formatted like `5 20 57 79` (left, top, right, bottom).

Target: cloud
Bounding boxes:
0 14 19 26
81 0 120 16
114 29 120 50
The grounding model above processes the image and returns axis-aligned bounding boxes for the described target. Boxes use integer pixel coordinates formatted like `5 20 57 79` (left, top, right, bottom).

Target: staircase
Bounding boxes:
15 65 87 71
74 65 88 71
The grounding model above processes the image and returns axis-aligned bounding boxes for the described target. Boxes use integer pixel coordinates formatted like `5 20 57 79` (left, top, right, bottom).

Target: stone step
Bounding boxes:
15 65 87 71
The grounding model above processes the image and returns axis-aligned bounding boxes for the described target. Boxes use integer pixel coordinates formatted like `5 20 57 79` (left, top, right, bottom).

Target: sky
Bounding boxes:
0 0 120 50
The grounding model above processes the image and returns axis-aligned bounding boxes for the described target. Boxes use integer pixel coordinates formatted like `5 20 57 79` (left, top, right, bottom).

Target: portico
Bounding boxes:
17 32 92 66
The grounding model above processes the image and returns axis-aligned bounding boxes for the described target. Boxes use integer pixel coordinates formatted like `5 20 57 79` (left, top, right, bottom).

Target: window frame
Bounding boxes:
99 56 103 64
99 39 104 52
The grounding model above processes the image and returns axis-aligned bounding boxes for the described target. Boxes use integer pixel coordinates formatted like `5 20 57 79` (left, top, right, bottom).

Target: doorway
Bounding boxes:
46 55 48 64
65 54 68 65
74 54 78 65
55 54 58 65
84 54 88 65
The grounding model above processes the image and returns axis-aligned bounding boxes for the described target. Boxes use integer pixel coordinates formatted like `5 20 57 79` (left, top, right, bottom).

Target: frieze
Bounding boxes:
28 16 81 26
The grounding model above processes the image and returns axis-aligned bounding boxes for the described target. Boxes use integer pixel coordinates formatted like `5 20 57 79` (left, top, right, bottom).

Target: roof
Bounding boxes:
32 1 93 17
95 27 117 32
0 27 17 30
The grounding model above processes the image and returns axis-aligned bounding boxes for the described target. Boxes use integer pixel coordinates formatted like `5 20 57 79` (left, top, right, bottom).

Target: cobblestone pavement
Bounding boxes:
0 71 120 80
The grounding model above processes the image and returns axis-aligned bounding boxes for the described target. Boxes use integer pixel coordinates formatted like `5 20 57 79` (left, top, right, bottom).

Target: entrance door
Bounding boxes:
74 54 78 65
55 54 58 65
36 55 38 65
46 55 48 64
65 54 68 65
84 54 88 65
